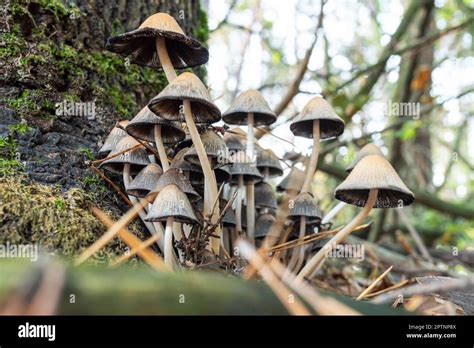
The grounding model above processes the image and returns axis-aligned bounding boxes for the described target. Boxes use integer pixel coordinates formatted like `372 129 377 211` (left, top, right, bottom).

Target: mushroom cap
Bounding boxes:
345 143 385 173
148 167 200 202
125 106 185 144
222 90 276 126
224 133 246 152
126 163 163 198
215 164 231 183
105 13 209 69
255 213 278 239
99 120 129 154
148 72 221 124
170 147 202 173
335 155 415 208
255 182 277 209
221 199 236 227
257 149 283 177
276 167 306 192
290 96 345 139
99 136 150 175
145 184 198 224
288 192 323 220
184 130 229 168
228 151 263 183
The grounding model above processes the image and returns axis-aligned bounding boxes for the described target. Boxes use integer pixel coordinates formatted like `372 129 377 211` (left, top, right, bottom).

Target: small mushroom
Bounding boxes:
146 184 198 269
256 149 283 179
290 96 344 194
148 167 200 203
185 130 229 168
276 167 306 196
255 182 278 210
255 213 279 247
99 120 129 154
298 155 415 279
127 163 163 198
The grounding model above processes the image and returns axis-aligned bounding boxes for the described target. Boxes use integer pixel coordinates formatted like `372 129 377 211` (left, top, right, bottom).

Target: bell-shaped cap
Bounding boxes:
148 167 200 202
255 182 277 209
335 155 415 208
224 132 246 152
145 184 198 224
221 199 236 227
288 192 322 220
228 151 263 183
257 149 283 177
290 96 345 139
106 13 209 69
99 136 150 175
126 163 163 198
171 147 202 173
255 213 278 239
148 72 221 124
99 120 129 154
184 130 229 168
126 106 185 144
215 165 231 183
222 90 276 126
276 167 305 192
345 143 385 173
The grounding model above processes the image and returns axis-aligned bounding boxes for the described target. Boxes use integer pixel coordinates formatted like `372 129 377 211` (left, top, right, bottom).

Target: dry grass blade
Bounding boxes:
236 239 311 315
356 265 393 300
90 207 168 272
363 279 409 298
91 164 132 206
111 233 161 267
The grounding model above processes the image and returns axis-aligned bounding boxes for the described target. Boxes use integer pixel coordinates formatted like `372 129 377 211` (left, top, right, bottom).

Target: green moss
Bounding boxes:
0 25 24 59
0 135 22 176
78 146 95 161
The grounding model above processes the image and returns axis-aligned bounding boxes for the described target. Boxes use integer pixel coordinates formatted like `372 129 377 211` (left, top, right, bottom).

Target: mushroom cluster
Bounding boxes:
98 12 414 274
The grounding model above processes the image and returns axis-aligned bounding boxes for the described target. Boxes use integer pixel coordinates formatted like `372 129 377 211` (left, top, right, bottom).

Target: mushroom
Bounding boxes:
99 120 129 155
146 184 198 269
126 106 185 171
148 72 222 252
276 167 306 196
256 149 283 179
290 96 344 194
126 163 163 198
322 143 385 224
254 182 278 211
223 90 276 245
106 13 209 80
255 213 278 247
148 167 200 203
220 198 236 255
297 155 415 280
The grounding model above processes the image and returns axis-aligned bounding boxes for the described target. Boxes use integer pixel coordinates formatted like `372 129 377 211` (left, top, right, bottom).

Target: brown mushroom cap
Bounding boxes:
106 13 209 69
184 130 229 168
255 182 277 209
126 163 163 198
222 89 276 126
345 143 385 173
257 149 283 177
99 120 129 154
255 213 278 239
148 167 200 202
145 184 198 224
335 155 415 208
228 151 263 183
125 106 185 144
148 72 221 124
276 167 306 192
99 135 150 175
288 192 323 221
290 96 345 139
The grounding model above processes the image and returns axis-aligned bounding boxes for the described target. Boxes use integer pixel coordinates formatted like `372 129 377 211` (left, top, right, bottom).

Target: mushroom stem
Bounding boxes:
300 120 320 194
285 217 305 275
246 112 255 160
297 189 378 280
183 100 220 252
155 37 177 83
235 175 244 234
154 125 169 171
164 216 174 270
246 180 255 244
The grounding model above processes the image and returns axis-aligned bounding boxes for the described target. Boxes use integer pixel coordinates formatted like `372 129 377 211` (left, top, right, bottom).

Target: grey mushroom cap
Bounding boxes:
255 213 278 239
126 163 163 198
105 13 208 70
224 133 246 152
335 155 415 208
148 72 221 124
276 167 306 192
148 167 200 202
290 96 345 140
99 136 150 175
222 89 276 126
255 182 277 209
228 151 263 183
145 184 198 224
257 149 283 177
99 120 129 154
221 199 236 227
184 130 229 168
288 192 323 220
345 143 385 173
125 106 185 144
170 147 202 173
215 165 231 183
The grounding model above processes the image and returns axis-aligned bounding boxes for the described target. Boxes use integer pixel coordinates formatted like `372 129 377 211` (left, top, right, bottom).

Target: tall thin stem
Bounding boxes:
246 181 255 244
154 125 169 171
297 189 378 280
155 37 177 83
235 175 244 234
300 120 320 194
164 216 174 269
